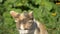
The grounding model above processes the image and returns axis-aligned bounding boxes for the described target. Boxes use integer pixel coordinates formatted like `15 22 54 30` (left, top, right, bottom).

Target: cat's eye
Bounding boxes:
28 22 32 23
29 20 32 22
29 22 32 23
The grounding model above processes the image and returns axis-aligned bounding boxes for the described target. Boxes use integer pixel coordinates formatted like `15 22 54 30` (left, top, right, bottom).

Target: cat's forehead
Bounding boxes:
19 13 26 20
19 13 29 20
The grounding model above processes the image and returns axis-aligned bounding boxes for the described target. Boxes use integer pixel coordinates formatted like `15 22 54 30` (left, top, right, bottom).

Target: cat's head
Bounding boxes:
10 11 33 30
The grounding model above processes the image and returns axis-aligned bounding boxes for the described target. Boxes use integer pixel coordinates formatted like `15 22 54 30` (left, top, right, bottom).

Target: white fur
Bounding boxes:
19 30 28 34
20 24 24 30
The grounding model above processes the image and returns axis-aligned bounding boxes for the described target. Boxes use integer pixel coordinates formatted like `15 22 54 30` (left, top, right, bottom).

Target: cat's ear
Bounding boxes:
10 11 20 18
29 11 33 18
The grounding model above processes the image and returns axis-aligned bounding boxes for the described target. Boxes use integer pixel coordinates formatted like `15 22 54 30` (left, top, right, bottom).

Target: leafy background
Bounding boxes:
0 0 60 34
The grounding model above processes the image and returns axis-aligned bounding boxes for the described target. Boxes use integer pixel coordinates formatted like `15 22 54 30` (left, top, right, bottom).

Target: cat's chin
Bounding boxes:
18 30 29 34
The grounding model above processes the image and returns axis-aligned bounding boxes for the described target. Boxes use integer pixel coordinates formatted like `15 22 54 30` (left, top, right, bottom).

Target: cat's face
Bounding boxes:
10 11 33 30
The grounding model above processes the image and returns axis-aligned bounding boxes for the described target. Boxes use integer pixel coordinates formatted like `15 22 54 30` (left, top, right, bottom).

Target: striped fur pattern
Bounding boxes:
10 11 48 34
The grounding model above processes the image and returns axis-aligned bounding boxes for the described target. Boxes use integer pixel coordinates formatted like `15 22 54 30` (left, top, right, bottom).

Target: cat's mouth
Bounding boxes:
19 30 29 34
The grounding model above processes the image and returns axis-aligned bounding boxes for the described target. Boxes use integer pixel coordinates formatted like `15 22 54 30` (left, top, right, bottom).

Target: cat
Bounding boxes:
10 11 48 34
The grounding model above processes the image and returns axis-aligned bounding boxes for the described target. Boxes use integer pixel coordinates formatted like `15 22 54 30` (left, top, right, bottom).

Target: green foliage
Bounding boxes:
0 0 60 34
0 0 2 3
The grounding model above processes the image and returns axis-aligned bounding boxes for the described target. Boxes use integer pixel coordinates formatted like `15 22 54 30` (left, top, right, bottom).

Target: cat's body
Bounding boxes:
10 11 48 34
